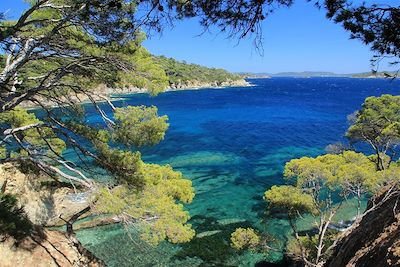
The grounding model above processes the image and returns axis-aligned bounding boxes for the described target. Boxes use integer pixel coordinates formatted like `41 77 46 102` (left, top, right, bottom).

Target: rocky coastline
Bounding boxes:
101 78 252 95
21 78 252 109
0 164 104 267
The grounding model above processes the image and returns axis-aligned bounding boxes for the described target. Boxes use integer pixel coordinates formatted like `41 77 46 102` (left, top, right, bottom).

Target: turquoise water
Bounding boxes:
76 78 400 266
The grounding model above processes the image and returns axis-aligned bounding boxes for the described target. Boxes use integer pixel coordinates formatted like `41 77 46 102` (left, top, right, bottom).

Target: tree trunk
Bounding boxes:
357 188 361 217
376 150 385 171
63 206 106 266
316 212 335 265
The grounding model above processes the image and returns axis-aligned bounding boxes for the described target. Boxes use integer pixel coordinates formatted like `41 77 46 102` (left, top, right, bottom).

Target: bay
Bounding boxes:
76 77 400 266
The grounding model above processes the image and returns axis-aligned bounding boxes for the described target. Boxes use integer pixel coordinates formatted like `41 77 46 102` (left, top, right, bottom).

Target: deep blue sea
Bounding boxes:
76 77 400 266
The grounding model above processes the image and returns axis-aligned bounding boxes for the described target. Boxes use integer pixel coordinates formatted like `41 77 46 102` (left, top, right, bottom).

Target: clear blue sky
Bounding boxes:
1 0 397 73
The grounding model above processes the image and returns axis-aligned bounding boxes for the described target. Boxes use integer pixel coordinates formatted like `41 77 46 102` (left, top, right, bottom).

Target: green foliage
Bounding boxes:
264 185 317 216
113 106 169 148
175 215 255 265
0 0 396 260
286 232 336 262
1 3 169 102
283 151 380 197
284 156 333 189
265 151 386 264
335 152 379 194
347 94 400 142
94 143 145 187
0 109 66 158
69 105 170 188
378 165 400 185
154 56 241 86
94 163 195 245
0 193 33 242
325 2 399 63
116 43 169 95
0 35 191 245
0 146 6 159
230 227 260 250
346 94 400 170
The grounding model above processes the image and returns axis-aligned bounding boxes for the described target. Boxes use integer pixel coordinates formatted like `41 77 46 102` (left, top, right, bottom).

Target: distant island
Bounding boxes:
239 71 399 78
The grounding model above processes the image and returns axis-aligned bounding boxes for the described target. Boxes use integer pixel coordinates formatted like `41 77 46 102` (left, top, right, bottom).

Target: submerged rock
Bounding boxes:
217 218 246 225
196 230 222 238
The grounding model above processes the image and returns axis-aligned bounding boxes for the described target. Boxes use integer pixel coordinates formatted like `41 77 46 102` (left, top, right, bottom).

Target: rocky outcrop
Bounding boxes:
0 164 91 226
167 78 251 91
21 78 251 108
0 228 104 267
74 79 252 95
325 184 400 267
0 164 104 266
0 164 50 225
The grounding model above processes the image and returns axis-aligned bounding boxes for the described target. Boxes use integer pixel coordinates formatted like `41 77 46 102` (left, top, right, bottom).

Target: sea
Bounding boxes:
74 77 400 266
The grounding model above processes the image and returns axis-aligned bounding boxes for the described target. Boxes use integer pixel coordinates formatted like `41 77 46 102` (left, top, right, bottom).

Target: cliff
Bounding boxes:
324 184 400 267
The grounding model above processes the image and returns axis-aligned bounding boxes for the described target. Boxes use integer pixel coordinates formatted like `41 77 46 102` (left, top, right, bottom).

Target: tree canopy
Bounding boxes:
346 94 400 170
260 92 400 265
0 0 196 245
154 55 241 86
264 151 384 265
230 227 261 251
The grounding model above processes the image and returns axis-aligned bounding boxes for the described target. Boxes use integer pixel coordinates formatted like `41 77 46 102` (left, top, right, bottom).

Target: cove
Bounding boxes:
75 77 400 266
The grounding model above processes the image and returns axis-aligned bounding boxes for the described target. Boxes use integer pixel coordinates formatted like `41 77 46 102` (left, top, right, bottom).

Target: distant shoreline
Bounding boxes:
239 71 398 79
24 79 253 109
105 78 252 96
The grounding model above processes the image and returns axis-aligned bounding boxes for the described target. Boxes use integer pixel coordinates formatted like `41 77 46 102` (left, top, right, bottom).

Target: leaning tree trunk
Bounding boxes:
58 206 106 267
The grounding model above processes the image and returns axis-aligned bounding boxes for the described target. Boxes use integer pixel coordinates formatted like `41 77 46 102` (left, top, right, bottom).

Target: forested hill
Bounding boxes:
153 55 245 89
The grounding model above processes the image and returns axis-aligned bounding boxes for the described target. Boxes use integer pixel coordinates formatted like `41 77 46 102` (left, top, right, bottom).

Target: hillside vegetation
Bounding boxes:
154 56 242 87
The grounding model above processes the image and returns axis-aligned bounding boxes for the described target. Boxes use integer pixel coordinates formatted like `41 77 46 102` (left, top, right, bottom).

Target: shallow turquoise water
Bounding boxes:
75 78 400 266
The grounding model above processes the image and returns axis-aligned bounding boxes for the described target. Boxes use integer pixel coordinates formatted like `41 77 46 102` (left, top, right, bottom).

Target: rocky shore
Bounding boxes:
166 78 252 91
0 164 91 226
0 228 104 267
21 78 252 109
0 164 103 267
99 78 252 95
